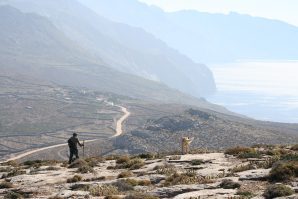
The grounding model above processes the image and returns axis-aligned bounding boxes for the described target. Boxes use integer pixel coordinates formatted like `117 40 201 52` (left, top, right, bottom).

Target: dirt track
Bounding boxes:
2 103 130 162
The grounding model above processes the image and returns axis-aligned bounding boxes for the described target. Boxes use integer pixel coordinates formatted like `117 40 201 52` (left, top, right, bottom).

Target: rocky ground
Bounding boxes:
0 145 297 199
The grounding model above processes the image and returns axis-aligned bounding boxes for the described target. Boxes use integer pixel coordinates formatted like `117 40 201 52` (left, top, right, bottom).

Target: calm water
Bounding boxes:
207 61 298 123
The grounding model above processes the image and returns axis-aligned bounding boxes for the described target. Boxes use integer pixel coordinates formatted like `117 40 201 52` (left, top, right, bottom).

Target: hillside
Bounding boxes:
0 0 216 97
80 0 298 63
114 105 298 154
0 145 297 198
0 5 218 106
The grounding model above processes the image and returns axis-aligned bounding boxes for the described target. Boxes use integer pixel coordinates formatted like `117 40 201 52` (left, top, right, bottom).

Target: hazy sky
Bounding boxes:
139 0 298 27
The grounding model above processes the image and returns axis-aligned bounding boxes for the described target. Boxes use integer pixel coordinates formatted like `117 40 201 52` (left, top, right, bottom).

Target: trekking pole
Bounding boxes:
83 140 85 159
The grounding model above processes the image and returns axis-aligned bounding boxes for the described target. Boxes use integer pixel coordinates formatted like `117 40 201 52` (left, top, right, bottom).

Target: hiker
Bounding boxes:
182 137 194 154
68 133 84 164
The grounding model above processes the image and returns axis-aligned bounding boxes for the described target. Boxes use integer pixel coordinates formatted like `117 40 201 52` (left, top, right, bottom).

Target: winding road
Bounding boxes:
2 103 130 162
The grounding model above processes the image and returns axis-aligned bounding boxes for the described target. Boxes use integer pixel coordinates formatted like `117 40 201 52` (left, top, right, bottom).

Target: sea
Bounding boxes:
207 61 298 123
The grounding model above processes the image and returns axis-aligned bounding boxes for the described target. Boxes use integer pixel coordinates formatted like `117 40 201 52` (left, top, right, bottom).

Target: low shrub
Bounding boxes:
46 166 60 171
190 159 204 165
281 153 298 161
0 167 12 173
125 179 151 186
4 191 22 199
116 156 130 164
107 166 115 170
23 160 59 168
67 175 82 183
238 151 261 159
291 144 298 151
116 158 145 170
104 196 121 199
68 159 88 169
225 147 260 159
112 180 134 192
164 172 212 186
269 161 298 182
70 159 95 173
118 171 133 178
7 169 26 177
124 193 159 199
263 184 294 199
138 153 156 159
85 157 103 167
0 182 14 189
3 161 19 168
89 184 119 197
77 165 94 174
236 191 254 198
154 164 177 176
229 164 254 173
84 176 106 182
48 197 64 199
70 184 91 191
169 155 181 160
138 179 151 186
219 179 241 189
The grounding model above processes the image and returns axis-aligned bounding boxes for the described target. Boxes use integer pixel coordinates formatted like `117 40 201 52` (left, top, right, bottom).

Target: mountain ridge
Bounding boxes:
80 0 298 63
1 0 216 97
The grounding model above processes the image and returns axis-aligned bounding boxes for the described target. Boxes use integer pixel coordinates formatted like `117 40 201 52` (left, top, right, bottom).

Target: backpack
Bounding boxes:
68 137 76 148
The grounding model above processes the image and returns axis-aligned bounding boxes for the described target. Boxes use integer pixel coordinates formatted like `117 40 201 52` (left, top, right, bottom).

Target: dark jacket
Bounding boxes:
68 136 82 149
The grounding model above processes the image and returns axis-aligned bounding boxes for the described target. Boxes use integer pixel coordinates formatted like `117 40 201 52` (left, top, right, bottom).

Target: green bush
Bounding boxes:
269 161 298 182
263 184 294 199
190 159 204 165
118 171 133 178
281 153 298 161
219 179 241 189
4 191 22 199
67 175 82 183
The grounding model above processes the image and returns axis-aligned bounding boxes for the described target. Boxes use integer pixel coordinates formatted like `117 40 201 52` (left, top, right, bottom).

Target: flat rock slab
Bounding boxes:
173 188 237 199
56 190 89 198
238 169 270 181
151 183 218 198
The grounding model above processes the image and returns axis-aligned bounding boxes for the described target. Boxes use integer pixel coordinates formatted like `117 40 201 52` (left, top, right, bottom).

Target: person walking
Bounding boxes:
68 133 84 164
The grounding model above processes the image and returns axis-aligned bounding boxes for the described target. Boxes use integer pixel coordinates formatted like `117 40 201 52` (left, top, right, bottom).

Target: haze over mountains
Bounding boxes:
0 0 215 99
79 0 298 63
